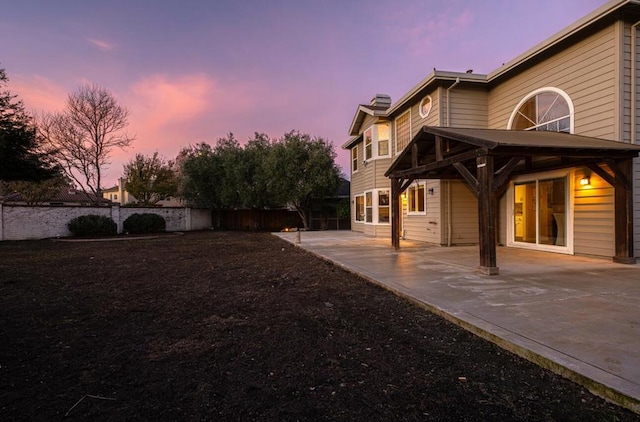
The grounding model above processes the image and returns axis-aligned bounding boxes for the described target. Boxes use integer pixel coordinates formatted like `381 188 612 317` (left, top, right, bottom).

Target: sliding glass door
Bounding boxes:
513 177 566 248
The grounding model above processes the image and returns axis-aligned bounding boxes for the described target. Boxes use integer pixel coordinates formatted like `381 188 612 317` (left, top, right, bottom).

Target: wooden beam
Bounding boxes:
400 177 416 193
612 158 636 264
585 163 616 188
391 178 402 249
412 144 418 169
453 162 479 195
492 156 522 193
477 155 499 275
389 148 484 178
605 159 630 188
435 136 443 161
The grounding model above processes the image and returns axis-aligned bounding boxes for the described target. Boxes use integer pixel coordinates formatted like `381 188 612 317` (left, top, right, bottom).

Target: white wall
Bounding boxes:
0 205 211 241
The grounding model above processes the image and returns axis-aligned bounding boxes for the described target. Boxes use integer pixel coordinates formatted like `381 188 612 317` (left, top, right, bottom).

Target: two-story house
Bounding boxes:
343 0 640 274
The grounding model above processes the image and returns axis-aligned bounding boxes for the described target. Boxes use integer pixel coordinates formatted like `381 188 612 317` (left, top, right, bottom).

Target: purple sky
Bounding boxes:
2 0 606 185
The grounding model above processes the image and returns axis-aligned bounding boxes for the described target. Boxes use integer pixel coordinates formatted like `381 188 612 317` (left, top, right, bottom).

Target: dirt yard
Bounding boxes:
1 231 638 421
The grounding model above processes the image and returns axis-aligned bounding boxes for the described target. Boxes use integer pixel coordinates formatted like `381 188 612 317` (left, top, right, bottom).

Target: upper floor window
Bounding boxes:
419 95 432 118
364 128 373 160
395 109 411 155
352 145 359 173
378 123 390 156
508 87 573 133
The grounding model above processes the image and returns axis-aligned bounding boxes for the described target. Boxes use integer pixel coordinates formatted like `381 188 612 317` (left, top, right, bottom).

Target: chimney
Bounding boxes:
370 94 391 109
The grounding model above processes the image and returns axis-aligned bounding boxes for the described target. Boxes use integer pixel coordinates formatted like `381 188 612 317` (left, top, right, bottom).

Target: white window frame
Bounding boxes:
507 87 574 133
407 181 426 215
394 109 412 156
352 145 359 173
419 95 432 118
377 123 390 157
363 189 391 225
354 194 365 222
362 124 390 162
364 128 373 160
506 168 574 255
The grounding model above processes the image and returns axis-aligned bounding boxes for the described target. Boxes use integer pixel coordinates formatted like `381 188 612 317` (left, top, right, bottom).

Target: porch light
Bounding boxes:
580 176 590 186
401 192 407 200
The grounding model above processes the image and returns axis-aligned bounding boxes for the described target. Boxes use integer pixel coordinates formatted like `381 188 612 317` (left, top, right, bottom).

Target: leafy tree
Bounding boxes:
179 142 225 209
0 67 58 182
237 133 277 209
265 131 341 229
38 84 134 205
123 152 178 206
7 174 70 205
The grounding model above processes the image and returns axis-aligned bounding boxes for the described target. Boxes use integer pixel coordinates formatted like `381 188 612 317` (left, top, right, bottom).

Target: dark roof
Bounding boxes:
421 127 640 151
2 187 110 204
386 126 640 179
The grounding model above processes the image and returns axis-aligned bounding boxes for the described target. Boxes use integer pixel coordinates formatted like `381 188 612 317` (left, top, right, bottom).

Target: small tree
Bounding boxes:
0 67 58 182
7 174 70 205
123 152 177 206
38 84 134 205
266 131 341 230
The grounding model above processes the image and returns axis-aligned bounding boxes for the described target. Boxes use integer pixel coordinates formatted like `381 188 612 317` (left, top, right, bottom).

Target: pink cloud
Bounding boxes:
87 38 115 51
10 75 67 112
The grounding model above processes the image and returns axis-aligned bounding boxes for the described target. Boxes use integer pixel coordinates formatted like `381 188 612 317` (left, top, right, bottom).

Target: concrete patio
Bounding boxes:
275 230 640 413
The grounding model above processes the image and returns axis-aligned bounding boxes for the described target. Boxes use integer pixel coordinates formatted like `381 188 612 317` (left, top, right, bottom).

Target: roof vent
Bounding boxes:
370 94 391 109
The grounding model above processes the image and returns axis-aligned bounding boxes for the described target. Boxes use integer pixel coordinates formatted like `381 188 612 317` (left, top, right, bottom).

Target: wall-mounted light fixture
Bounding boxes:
401 192 407 200
428 187 435 195
580 176 590 186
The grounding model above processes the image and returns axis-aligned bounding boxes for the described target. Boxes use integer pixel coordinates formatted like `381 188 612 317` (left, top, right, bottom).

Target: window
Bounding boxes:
514 177 567 247
355 195 364 221
364 128 373 160
419 95 432 118
378 123 389 156
378 190 390 223
361 189 391 225
408 183 426 214
114 194 118 200
352 146 359 173
508 88 573 133
395 110 411 155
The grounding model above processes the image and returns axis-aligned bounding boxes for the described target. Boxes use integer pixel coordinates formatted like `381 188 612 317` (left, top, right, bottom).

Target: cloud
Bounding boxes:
10 75 68 112
87 38 115 51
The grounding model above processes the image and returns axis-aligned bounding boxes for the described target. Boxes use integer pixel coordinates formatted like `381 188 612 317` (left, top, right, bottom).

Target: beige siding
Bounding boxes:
349 152 391 237
498 194 507 246
410 91 440 136
488 25 618 140
450 87 488 128
573 168 615 257
402 180 441 243
634 158 640 257
441 180 478 245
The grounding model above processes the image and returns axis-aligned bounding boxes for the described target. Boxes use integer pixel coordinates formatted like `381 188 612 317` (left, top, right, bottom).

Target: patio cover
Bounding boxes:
385 126 640 275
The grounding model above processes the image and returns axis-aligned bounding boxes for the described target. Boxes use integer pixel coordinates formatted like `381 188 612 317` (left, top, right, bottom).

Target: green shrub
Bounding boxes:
123 213 166 234
67 214 117 237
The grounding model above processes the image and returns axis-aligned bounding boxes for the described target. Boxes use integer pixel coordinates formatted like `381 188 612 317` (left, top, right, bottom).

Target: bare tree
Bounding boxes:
39 84 134 204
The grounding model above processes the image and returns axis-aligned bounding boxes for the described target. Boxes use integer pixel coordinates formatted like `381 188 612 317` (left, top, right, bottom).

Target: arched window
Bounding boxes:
508 87 573 133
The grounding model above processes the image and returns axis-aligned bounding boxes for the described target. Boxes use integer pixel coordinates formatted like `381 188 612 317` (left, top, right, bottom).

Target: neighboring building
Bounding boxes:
343 0 640 274
2 187 111 206
102 178 184 207
102 178 136 205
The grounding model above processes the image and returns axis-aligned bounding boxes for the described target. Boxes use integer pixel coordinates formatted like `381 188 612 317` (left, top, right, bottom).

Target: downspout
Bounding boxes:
446 77 460 246
446 77 461 127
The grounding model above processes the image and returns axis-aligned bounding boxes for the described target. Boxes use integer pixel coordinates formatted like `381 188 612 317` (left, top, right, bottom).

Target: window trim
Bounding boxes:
394 109 412 156
507 87 574 133
352 145 359 173
377 122 390 157
407 181 426 215
418 95 432 118
364 128 373 160
361 189 391 225
354 194 364 222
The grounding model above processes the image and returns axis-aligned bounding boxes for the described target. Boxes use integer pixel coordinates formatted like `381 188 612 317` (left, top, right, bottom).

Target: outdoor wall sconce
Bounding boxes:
580 176 590 186
428 187 435 195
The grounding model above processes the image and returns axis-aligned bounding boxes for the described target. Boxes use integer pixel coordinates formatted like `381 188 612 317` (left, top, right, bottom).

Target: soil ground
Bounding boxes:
1 231 638 421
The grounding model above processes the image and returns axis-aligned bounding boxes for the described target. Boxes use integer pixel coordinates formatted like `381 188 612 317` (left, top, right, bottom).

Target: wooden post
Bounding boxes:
477 155 499 275
613 158 636 264
391 178 401 249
